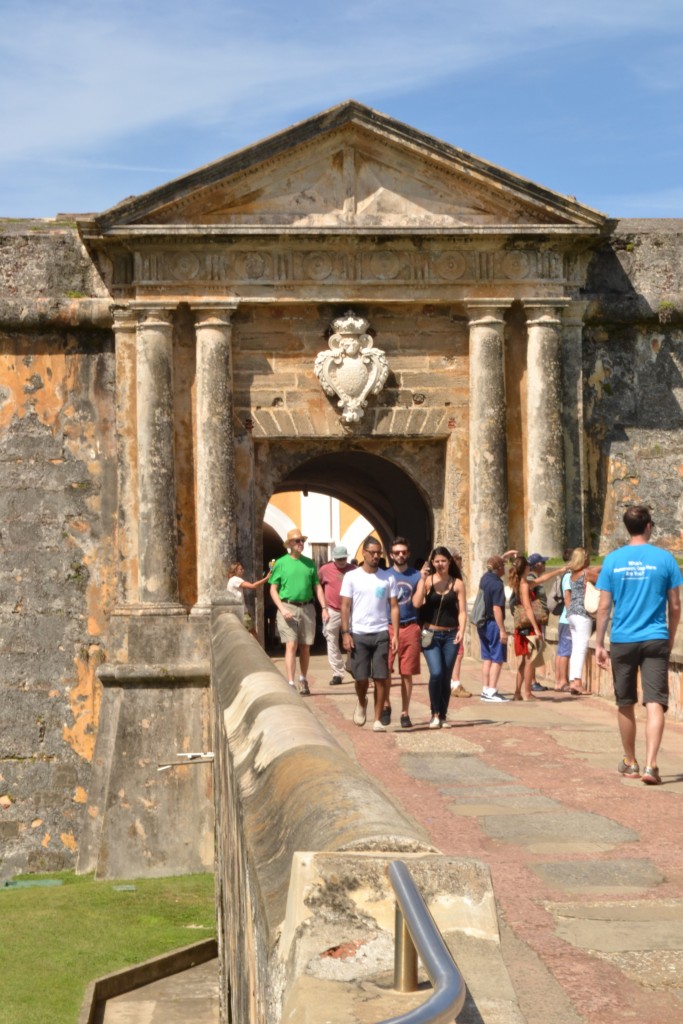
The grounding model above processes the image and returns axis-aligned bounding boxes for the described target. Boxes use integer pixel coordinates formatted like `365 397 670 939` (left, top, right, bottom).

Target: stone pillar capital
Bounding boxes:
561 300 589 328
110 304 138 330
192 303 238 329
136 306 175 329
523 299 568 327
463 299 513 326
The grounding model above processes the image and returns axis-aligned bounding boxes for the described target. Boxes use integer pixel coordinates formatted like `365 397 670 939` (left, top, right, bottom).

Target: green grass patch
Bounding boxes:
0 871 216 1024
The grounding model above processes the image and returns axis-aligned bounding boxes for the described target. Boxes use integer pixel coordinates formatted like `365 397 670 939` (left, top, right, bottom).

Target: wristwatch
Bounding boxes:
341 630 351 635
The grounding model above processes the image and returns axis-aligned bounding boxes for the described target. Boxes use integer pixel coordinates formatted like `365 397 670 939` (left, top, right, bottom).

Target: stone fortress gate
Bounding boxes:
2 101 683 876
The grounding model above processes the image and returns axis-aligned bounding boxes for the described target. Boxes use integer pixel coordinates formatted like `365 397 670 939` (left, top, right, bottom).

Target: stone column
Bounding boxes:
525 303 567 556
561 302 588 548
192 305 238 614
467 302 510 585
111 305 138 608
136 307 182 609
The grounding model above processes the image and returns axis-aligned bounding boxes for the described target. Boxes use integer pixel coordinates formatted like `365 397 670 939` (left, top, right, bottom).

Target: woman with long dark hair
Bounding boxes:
413 546 467 728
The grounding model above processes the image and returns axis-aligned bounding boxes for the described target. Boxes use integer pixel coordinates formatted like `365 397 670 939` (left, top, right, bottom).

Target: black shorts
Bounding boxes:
610 639 670 710
350 630 390 681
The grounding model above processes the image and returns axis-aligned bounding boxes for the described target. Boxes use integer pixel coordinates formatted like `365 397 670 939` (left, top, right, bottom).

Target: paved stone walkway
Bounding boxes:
100 957 219 1023
103 652 683 1023
293 653 683 1024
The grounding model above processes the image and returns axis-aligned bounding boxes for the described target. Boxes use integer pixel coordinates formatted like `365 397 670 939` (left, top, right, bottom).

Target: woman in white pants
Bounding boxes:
566 548 600 694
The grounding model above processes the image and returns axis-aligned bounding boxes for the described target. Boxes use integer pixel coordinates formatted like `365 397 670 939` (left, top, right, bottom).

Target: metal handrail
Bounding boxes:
379 860 467 1024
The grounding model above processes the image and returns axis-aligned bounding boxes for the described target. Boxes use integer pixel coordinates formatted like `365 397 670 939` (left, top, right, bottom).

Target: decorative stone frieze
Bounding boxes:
112 244 575 292
314 311 389 423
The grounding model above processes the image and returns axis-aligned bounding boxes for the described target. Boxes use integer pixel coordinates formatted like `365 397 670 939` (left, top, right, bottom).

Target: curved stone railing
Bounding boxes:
210 606 436 1024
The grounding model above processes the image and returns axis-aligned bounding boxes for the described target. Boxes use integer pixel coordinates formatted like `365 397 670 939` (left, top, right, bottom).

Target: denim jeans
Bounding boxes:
423 629 459 718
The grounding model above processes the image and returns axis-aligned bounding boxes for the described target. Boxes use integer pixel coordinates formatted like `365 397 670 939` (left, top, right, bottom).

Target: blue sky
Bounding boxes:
3 0 683 219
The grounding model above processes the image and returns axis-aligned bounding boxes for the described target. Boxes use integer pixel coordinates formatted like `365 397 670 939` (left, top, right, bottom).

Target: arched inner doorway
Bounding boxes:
271 450 433 559
250 441 446 646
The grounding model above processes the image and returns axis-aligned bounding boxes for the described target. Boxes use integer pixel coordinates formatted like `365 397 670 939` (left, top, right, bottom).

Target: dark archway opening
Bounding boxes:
274 451 433 557
262 450 434 652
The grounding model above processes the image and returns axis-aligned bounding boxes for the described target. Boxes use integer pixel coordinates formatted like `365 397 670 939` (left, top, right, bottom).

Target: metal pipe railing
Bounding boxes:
380 860 467 1024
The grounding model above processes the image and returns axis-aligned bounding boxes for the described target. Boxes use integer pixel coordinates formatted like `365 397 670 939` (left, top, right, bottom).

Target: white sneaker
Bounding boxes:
481 691 508 702
372 720 387 732
429 715 442 729
353 700 367 726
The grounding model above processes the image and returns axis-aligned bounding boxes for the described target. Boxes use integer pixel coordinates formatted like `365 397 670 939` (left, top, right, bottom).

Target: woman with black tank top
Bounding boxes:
413 546 467 728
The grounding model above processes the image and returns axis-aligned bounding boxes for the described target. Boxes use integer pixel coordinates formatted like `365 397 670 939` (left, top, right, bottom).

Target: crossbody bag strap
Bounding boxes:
431 580 453 628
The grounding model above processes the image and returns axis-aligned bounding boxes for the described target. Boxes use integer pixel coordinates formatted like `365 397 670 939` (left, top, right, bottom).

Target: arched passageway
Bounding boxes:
271 450 434 560
259 448 436 651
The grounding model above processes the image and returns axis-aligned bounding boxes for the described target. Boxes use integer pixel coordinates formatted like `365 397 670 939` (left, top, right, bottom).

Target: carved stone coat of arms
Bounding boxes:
314 311 389 423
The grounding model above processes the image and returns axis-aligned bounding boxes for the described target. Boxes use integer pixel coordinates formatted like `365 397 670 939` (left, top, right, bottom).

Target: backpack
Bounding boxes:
549 573 565 616
471 588 487 628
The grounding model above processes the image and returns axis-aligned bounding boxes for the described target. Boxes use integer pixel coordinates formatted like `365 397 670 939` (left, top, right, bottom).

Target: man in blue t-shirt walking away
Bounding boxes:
596 505 682 785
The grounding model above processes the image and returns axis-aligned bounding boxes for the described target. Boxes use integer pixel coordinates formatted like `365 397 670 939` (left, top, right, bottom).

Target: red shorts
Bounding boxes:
389 621 421 676
514 630 530 657
514 630 543 664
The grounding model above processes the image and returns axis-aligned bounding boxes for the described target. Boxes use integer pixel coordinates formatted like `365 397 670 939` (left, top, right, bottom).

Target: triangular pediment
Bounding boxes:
93 102 606 232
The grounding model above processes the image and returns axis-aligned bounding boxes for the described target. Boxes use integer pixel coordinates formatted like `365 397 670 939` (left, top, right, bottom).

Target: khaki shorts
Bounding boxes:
276 602 316 645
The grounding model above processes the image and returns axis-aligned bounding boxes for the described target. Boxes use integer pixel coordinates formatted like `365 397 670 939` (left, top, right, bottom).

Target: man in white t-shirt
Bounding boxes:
340 536 399 733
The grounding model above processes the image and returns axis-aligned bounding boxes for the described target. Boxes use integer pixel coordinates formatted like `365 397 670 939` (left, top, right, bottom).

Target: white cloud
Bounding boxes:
2 0 683 167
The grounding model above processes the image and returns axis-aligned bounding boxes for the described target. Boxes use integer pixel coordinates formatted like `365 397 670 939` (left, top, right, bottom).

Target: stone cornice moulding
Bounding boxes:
83 224 605 240
524 299 570 325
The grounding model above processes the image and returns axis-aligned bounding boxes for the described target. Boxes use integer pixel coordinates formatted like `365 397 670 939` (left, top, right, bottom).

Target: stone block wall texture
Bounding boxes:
584 220 683 552
1 217 683 874
0 227 115 873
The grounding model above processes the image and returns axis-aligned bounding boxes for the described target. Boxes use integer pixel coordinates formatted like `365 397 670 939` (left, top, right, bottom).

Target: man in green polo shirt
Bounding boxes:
269 528 330 694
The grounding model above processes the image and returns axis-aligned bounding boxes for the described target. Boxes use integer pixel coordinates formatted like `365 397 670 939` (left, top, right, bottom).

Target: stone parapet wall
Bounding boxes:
210 607 433 1022
210 608 524 1024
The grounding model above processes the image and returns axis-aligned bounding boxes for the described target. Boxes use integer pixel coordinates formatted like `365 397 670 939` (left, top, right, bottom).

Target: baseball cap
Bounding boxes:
332 545 348 559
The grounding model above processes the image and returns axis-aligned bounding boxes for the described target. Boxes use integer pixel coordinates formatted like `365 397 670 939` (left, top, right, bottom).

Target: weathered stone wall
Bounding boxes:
0 226 114 873
211 608 432 1022
584 220 683 551
231 301 470 569
2 217 683 876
